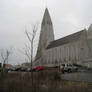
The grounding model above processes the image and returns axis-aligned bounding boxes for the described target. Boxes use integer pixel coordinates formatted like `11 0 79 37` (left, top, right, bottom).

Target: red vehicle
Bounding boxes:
32 66 45 71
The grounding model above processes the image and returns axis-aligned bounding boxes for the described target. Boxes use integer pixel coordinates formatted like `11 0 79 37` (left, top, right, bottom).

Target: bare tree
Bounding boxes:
25 24 38 91
0 48 13 69
25 24 38 67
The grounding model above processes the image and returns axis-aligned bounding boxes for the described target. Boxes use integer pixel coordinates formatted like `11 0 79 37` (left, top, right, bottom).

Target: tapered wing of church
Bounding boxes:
35 8 92 67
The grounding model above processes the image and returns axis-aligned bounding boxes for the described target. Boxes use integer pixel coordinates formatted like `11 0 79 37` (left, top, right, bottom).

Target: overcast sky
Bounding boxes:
0 0 92 65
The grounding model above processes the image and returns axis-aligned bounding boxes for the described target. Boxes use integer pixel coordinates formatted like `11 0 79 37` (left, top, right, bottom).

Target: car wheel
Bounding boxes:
68 69 71 73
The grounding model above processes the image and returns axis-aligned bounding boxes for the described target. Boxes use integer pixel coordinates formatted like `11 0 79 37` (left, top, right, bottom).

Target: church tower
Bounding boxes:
35 8 54 64
40 8 54 48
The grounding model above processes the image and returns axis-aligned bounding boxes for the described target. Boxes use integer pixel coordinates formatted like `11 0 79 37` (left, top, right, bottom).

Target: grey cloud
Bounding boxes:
0 0 92 64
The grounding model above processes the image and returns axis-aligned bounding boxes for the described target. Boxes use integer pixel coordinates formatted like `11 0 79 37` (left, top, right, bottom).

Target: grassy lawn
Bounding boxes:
0 70 92 92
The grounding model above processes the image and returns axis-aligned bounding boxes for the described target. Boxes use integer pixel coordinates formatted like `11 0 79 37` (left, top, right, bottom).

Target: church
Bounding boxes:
34 8 92 67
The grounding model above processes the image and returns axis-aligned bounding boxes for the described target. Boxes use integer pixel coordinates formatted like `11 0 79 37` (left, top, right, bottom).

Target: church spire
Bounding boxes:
41 8 54 46
42 8 52 27
35 8 54 63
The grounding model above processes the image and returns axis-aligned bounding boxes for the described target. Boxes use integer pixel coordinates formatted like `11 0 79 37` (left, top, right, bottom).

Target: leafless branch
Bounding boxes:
0 48 13 68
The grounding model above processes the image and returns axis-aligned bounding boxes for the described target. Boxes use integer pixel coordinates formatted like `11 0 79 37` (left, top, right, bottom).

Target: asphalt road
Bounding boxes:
61 72 92 83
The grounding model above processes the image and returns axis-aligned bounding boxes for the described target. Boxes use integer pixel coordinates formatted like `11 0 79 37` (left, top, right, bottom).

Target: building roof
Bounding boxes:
46 30 85 49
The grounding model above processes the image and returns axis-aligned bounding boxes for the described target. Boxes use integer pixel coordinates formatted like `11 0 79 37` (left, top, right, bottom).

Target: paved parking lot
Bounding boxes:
61 72 92 82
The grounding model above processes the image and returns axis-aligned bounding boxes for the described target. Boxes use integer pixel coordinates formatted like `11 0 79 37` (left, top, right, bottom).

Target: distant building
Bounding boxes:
3 64 13 68
34 8 92 67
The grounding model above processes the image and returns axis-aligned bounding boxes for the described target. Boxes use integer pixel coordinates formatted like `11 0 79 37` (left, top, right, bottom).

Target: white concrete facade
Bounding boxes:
34 8 92 67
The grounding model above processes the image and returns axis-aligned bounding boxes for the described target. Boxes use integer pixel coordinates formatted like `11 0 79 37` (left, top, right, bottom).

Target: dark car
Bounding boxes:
15 67 22 71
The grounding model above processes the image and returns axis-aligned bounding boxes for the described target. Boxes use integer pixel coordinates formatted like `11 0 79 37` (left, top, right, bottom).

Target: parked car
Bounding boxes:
32 66 45 71
60 64 78 73
26 68 32 72
21 67 27 72
15 67 22 71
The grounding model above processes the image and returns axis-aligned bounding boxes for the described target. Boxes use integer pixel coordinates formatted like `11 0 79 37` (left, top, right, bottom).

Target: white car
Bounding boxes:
60 64 78 73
